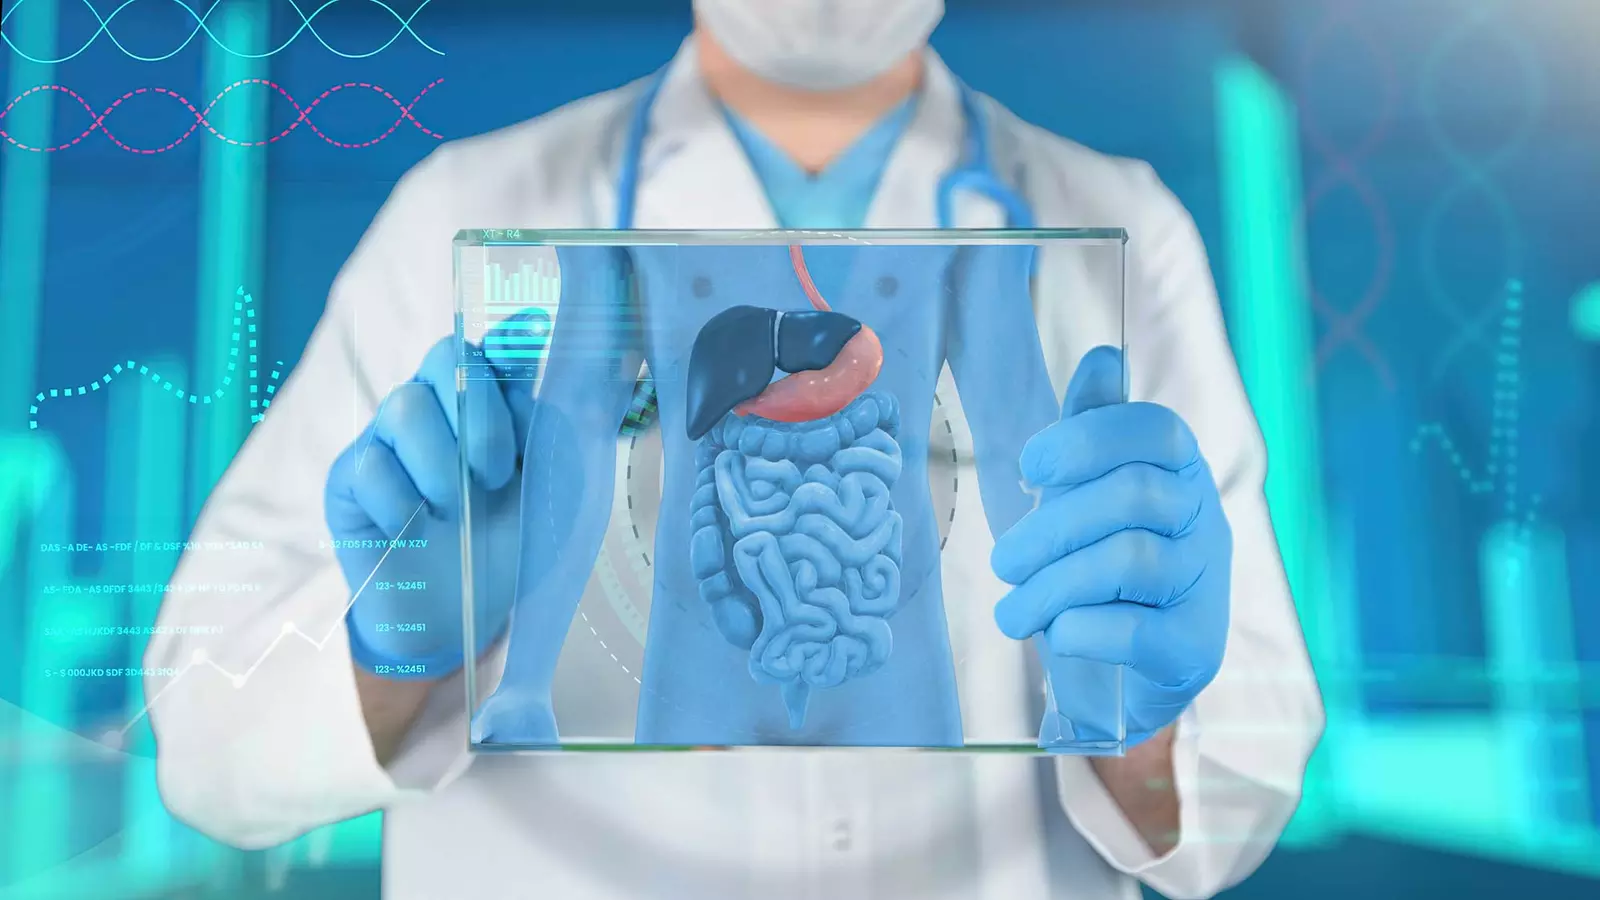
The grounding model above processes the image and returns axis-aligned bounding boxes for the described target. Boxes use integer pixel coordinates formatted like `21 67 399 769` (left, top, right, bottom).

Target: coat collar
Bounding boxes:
623 36 993 230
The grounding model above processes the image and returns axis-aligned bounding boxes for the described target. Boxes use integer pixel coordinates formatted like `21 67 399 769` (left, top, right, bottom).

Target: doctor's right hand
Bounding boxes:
324 323 537 680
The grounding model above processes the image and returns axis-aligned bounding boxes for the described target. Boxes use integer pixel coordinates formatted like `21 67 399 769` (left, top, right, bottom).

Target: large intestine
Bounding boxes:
687 392 904 729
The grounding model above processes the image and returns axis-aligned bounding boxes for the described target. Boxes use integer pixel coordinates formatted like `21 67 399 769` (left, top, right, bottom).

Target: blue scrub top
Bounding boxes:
721 96 919 229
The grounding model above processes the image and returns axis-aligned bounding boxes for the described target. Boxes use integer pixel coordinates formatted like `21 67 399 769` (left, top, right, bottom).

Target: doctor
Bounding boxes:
144 1 1324 898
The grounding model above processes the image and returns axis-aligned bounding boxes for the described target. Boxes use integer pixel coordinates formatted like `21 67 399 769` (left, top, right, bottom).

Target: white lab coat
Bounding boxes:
144 38 1323 900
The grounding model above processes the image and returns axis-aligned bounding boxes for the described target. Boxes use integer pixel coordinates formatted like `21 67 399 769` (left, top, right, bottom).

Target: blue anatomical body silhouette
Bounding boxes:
470 242 1074 748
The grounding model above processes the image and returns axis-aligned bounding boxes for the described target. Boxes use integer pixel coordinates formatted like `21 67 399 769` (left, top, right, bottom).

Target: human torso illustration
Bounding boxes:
629 243 959 746
473 240 1061 749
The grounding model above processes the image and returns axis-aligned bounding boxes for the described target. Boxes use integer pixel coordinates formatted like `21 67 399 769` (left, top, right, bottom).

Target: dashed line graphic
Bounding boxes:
28 287 282 430
1 79 444 154
1411 279 1540 528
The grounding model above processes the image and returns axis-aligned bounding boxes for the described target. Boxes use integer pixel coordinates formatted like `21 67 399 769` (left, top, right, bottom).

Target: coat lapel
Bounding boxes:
864 51 1008 229
630 37 779 230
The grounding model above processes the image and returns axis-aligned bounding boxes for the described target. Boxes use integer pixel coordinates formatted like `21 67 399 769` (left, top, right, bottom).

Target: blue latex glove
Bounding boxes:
990 345 1232 745
324 321 537 679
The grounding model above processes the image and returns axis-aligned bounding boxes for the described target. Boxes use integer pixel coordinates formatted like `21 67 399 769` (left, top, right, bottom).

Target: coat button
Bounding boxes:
829 820 853 851
876 275 899 297
692 275 713 298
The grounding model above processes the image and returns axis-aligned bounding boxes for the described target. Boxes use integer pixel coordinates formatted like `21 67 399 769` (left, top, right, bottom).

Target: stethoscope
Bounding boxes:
610 64 1038 434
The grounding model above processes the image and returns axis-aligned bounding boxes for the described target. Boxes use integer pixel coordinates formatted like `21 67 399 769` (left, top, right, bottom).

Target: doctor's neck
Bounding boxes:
695 29 923 174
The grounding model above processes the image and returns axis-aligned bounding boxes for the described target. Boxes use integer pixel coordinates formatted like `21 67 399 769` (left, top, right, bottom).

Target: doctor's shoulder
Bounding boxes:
992 104 1206 264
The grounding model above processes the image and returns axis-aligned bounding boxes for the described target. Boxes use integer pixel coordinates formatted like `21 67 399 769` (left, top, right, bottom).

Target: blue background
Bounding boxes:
1 0 1598 897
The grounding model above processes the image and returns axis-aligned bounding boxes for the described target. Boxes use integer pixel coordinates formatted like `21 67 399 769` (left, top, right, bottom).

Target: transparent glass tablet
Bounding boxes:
453 228 1127 754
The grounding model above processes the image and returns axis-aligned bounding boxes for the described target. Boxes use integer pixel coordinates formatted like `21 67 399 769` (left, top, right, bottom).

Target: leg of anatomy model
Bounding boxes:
471 246 643 746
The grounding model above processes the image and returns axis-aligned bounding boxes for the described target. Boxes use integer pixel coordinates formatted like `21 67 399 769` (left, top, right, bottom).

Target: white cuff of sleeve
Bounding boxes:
1055 710 1203 877
381 645 505 794
153 565 408 848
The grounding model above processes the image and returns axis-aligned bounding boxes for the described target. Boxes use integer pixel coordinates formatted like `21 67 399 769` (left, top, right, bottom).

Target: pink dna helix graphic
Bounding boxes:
1297 2 1400 390
0 78 444 153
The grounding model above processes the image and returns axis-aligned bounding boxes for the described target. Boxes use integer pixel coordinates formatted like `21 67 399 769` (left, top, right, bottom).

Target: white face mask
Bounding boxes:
693 0 945 91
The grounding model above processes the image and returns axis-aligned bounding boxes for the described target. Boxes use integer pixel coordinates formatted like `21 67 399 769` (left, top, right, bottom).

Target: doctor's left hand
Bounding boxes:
989 345 1232 745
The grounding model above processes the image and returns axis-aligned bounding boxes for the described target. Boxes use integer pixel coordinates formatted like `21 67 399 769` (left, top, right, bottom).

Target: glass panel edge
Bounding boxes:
452 227 1130 245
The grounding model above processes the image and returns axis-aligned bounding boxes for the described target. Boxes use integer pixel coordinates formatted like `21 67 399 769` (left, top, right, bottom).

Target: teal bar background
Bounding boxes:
1 0 1596 897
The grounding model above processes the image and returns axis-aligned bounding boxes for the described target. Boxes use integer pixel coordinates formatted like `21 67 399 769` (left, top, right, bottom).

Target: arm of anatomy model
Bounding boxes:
942 245 1055 534
493 246 645 709
943 245 1116 740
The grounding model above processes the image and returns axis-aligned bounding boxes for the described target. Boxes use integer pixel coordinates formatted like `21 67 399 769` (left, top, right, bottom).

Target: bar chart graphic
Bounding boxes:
463 250 662 437
478 259 558 361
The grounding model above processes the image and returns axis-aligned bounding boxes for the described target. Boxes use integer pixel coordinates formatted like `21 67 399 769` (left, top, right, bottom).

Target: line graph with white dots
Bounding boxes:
115 501 426 739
